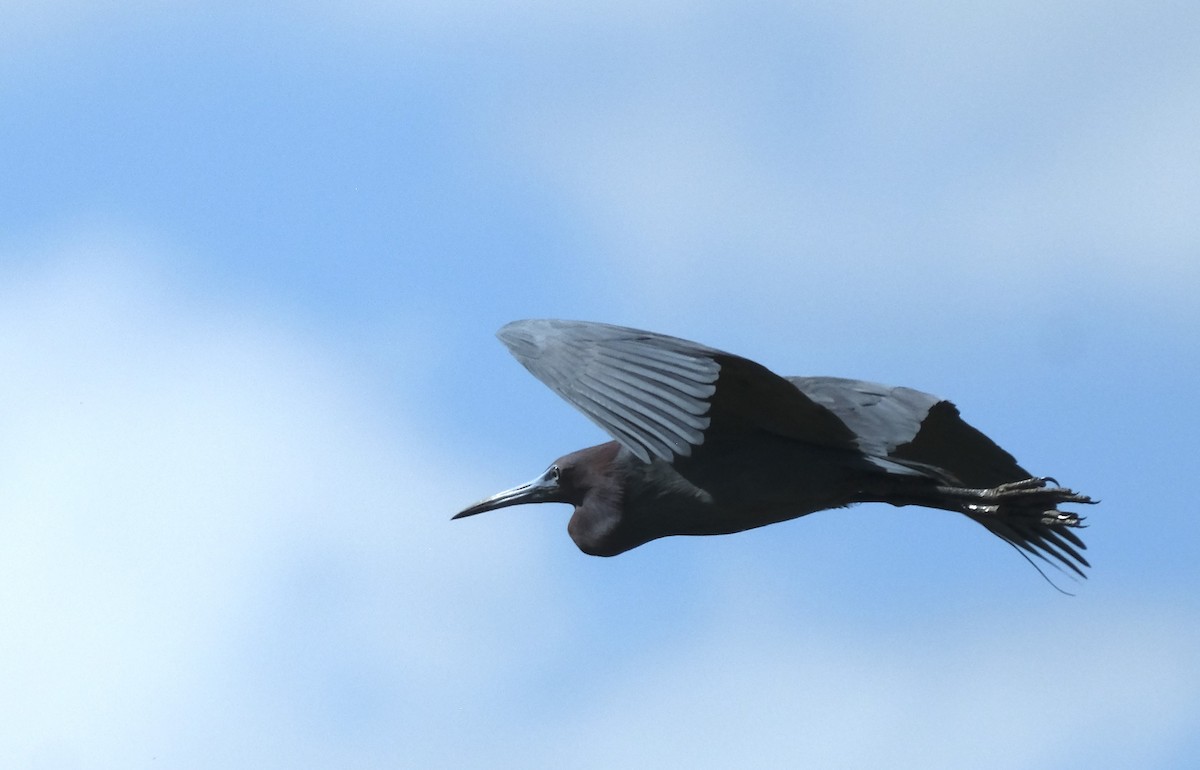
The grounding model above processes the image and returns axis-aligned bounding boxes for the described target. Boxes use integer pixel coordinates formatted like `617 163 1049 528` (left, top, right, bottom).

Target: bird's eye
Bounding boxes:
550 465 561 482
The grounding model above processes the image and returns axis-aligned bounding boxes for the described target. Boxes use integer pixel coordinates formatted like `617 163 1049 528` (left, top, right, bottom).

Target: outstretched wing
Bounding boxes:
496 319 855 464
791 376 1028 487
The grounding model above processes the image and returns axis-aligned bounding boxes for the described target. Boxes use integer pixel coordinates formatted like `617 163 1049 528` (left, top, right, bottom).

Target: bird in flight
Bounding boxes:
454 320 1093 583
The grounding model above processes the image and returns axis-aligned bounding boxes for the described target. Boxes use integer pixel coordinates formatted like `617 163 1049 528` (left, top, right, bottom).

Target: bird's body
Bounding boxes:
454 320 1093 579
565 436 863 556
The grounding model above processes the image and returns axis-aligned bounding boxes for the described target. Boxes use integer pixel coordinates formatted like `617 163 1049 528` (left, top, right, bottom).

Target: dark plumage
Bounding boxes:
454 320 1094 581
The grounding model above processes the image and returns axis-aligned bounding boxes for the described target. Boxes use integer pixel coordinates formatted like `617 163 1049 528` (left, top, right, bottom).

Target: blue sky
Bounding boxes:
2 2 1199 767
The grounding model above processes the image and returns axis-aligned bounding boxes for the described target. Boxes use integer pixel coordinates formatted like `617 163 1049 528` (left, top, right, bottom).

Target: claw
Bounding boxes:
1042 510 1082 527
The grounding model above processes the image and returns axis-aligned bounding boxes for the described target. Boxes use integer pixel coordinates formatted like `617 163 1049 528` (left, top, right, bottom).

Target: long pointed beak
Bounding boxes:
452 465 562 520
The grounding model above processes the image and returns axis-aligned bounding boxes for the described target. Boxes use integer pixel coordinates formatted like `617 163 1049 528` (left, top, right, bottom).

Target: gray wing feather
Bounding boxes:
497 320 719 463
791 376 1027 486
793 377 937 455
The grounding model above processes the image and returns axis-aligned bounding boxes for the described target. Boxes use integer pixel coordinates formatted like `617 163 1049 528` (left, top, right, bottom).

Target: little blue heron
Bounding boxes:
453 320 1093 580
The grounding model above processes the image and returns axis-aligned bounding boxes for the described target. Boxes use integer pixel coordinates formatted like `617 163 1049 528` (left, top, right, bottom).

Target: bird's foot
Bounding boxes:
944 477 1095 527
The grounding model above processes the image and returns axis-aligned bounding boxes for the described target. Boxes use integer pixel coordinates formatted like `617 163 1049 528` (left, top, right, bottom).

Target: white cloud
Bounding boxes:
536 596 1200 769
9 0 1193 320
0 232 563 768
498 1 1200 322
955 78 1200 288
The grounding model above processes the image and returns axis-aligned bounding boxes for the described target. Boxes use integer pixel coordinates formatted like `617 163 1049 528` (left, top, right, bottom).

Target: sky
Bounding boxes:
2 1 1199 768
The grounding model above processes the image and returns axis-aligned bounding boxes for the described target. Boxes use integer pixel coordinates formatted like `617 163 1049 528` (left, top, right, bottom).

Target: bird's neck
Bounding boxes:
565 443 629 556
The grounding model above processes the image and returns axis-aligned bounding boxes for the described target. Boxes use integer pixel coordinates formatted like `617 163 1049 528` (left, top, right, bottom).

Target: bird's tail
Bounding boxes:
947 477 1094 583
860 474 1095 587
